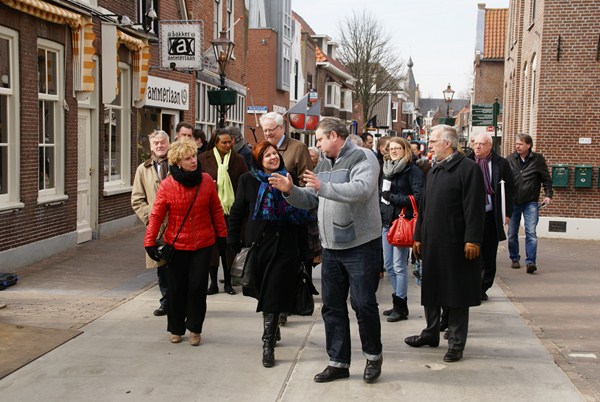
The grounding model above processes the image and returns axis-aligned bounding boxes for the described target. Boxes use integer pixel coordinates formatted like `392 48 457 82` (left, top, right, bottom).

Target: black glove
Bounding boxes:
228 242 241 255
145 246 161 262
381 191 391 201
216 237 227 252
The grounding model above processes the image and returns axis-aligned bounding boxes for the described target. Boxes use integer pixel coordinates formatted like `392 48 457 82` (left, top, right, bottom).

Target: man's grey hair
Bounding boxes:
149 130 170 143
224 125 243 143
348 134 363 146
432 124 458 151
474 131 493 144
316 118 349 139
259 112 284 127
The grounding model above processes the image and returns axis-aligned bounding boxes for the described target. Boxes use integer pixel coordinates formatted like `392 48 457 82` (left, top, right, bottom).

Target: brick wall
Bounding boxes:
473 60 505 104
245 28 288 143
503 0 600 219
0 9 78 251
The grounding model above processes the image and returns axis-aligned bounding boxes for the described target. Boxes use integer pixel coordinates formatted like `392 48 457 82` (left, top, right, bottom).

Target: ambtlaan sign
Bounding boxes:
141 76 189 111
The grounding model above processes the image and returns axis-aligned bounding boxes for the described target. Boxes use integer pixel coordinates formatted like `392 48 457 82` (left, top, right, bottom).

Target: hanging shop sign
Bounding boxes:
140 76 189 111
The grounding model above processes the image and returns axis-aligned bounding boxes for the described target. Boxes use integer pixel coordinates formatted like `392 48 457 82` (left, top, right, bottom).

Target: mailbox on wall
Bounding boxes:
551 164 569 188
574 165 592 188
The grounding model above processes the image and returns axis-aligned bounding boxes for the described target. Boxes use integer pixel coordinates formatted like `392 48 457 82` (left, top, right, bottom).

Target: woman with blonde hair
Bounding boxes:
379 137 425 322
145 139 227 346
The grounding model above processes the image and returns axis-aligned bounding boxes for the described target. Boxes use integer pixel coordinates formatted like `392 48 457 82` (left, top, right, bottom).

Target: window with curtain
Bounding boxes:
103 63 131 191
38 39 65 202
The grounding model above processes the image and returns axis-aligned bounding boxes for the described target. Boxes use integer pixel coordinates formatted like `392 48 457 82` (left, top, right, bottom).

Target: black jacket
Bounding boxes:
468 151 515 241
507 151 553 204
379 163 425 227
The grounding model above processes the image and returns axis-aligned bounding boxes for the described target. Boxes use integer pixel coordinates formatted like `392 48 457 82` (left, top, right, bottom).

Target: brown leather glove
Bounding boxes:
464 242 480 260
412 241 422 260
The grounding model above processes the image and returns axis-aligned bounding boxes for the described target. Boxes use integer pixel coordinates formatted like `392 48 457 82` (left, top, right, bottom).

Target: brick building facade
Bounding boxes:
504 0 600 239
1 0 248 270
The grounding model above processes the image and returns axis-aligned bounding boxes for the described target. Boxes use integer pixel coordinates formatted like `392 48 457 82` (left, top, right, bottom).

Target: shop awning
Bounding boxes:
0 0 96 93
117 29 150 102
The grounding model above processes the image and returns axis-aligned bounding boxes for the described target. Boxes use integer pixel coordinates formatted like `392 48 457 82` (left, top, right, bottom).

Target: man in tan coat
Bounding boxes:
132 130 170 316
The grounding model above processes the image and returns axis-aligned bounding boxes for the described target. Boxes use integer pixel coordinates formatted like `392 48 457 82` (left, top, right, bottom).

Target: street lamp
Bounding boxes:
208 31 236 128
442 83 455 117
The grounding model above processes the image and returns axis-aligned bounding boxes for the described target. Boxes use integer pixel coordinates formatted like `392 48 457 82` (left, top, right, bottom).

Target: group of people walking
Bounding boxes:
132 114 553 384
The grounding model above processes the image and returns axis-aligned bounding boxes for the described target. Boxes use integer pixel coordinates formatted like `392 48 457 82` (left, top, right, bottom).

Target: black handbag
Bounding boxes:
294 262 319 316
230 221 265 287
157 184 199 263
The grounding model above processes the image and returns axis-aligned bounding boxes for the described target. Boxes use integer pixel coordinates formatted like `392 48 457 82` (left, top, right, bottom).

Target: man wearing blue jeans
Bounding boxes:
507 133 553 274
271 118 383 384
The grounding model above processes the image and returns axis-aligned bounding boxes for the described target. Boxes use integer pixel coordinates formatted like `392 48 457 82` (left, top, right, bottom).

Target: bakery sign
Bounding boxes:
140 76 189 111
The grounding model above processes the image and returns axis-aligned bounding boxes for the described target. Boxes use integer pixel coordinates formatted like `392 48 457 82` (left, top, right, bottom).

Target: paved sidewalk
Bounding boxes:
0 225 585 401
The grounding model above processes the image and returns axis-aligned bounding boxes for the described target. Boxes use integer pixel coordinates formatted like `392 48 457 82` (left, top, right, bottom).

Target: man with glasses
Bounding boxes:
467 133 514 300
259 112 311 185
405 125 485 363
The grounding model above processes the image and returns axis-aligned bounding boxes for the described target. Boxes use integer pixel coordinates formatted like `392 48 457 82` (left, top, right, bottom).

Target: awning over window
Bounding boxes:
117 30 150 102
0 0 96 93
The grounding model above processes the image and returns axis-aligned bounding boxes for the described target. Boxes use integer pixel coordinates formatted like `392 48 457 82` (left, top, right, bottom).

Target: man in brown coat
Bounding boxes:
132 130 170 316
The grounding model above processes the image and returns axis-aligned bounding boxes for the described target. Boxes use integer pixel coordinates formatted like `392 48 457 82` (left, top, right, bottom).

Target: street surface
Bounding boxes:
0 226 597 401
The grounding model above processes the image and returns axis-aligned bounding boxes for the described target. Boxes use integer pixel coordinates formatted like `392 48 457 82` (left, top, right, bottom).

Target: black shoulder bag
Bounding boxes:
158 185 200 263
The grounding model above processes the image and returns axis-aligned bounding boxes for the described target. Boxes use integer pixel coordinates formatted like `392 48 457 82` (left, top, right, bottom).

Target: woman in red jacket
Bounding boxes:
145 139 227 346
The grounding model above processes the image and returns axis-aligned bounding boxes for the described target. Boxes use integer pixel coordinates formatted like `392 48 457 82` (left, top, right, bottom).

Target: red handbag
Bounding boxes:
386 195 418 247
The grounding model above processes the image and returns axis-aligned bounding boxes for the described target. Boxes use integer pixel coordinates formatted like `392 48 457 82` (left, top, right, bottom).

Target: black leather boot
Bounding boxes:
387 294 408 322
382 294 395 316
400 296 409 318
262 313 279 367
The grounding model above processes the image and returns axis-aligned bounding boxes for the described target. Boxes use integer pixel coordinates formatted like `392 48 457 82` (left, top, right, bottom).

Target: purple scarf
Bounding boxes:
475 154 494 205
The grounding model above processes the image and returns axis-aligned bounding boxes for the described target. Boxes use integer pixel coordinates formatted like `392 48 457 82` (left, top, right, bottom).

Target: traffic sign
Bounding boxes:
472 104 494 126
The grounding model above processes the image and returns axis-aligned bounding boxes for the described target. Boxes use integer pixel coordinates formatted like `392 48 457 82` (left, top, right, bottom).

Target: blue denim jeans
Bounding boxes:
321 238 383 367
507 201 539 265
382 227 409 299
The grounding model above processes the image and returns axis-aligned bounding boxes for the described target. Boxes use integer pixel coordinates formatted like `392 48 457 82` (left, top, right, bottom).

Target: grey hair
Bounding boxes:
348 134 364 146
308 146 322 162
259 112 284 127
316 117 349 139
432 124 458 151
149 130 170 143
474 131 493 144
224 125 243 142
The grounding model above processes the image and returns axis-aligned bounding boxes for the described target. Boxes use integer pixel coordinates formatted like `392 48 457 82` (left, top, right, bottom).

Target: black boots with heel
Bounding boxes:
262 313 279 367
387 294 409 322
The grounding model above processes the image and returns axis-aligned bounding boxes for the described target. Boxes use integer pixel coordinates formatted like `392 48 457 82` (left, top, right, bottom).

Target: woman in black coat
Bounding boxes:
380 137 424 322
227 141 310 368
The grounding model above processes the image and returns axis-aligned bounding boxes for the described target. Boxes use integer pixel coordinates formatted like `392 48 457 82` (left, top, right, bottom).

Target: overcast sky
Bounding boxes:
292 0 509 99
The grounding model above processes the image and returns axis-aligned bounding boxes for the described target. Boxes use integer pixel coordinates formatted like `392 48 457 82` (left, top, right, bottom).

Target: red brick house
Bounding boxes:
503 0 600 239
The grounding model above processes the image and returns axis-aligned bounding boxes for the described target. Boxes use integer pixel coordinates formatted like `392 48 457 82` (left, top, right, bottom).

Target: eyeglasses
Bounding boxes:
262 125 280 134
388 147 403 151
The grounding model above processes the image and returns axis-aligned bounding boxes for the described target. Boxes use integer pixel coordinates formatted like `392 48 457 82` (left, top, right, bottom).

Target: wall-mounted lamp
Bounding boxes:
261 38 267 46
103 8 158 33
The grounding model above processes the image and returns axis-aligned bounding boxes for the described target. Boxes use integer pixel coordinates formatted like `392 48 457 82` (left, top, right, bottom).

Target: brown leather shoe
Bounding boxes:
189 332 201 346
170 335 182 343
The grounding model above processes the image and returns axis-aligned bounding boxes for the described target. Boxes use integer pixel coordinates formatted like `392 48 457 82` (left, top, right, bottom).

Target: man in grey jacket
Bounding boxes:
270 118 383 384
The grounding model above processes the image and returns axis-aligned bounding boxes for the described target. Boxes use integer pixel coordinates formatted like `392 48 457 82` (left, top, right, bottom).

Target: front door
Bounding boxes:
77 109 93 243
161 110 179 141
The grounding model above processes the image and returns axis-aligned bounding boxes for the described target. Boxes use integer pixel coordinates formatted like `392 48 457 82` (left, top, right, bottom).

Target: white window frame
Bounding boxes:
521 62 528 133
529 55 537 135
282 45 291 88
214 0 223 38
341 89 353 112
391 101 398 122
195 80 245 138
325 82 341 109
103 63 132 195
37 39 67 204
138 0 157 35
0 26 22 212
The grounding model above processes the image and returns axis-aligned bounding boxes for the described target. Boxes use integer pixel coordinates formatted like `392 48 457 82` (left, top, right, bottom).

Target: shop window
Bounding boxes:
38 39 66 203
103 63 132 194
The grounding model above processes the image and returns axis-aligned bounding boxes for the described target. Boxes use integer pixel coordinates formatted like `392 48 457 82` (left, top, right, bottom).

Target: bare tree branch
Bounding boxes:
337 10 405 126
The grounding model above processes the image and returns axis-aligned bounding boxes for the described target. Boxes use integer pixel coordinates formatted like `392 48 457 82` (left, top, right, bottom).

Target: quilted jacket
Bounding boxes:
144 173 227 250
